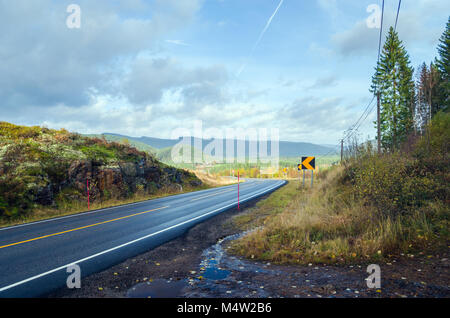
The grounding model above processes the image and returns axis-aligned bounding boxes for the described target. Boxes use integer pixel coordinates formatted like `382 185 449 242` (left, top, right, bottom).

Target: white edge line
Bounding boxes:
0 180 285 293
190 189 234 201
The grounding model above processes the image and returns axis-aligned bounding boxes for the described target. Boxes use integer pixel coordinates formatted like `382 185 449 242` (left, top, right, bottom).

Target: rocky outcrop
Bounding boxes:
0 122 203 218
47 159 200 206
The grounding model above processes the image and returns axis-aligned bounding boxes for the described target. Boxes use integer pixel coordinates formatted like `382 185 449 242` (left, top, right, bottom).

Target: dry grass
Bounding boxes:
194 171 239 187
229 166 448 265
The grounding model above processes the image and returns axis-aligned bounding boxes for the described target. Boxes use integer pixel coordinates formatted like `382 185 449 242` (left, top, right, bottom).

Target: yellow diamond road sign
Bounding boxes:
298 156 315 170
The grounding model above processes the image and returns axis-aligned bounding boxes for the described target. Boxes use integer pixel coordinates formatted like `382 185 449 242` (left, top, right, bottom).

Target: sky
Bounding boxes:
0 0 448 145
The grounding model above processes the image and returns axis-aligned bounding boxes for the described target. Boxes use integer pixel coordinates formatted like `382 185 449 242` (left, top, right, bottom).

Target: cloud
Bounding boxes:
308 42 334 58
280 96 354 132
121 57 229 108
331 20 379 56
0 0 203 110
330 1 450 57
316 0 340 20
307 75 339 90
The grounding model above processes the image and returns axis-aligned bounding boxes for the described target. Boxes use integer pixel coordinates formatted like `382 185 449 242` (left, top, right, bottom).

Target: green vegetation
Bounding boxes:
85 133 157 157
371 27 415 150
435 17 450 113
369 19 449 152
230 18 450 265
177 155 338 180
0 122 204 225
230 113 449 264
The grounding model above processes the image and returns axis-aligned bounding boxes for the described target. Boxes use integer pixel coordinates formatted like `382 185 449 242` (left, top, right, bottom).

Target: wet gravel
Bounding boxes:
183 233 450 298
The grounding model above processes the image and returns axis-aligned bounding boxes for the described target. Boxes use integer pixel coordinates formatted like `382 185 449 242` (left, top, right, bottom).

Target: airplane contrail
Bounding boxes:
237 0 284 77
165 40 190 46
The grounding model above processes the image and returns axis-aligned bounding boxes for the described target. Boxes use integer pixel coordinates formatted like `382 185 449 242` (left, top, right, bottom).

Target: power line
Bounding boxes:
340 0 385 149
351 99 377 136
342 95 376 142
322 144 340 157
394 0 402 31
340 1 385 145
376 0 385 72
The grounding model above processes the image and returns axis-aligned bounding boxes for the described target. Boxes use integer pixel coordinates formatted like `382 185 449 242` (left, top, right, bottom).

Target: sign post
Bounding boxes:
298 156 316 188
283 167 288 179
302 170 305 187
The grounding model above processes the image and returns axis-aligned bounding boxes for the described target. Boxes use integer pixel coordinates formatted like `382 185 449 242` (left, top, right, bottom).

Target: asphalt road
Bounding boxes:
0 179 286 297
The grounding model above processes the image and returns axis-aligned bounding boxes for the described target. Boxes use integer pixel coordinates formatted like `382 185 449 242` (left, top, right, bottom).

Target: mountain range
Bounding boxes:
89 133 336 160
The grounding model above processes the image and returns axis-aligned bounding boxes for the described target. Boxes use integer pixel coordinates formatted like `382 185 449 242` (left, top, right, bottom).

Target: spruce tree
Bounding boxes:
435 16 450 113
416 62 440 129
371 27 415 151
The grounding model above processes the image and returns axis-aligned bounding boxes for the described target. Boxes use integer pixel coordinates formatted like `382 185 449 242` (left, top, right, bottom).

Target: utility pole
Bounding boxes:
377 91 381 154
340 139 344 163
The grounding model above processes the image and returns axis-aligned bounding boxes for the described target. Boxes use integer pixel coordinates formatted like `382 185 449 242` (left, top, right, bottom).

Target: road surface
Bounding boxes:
0 179 285 297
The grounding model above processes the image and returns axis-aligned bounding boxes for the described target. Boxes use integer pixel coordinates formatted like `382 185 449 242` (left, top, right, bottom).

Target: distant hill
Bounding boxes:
100 133 334 159
85 133 157 156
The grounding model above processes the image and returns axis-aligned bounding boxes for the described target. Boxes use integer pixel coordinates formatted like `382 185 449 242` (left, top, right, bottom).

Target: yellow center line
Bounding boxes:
0 206 169 250
190 189 234 201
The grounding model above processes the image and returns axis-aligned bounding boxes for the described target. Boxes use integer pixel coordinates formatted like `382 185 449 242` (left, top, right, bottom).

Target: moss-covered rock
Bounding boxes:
0 122 202 220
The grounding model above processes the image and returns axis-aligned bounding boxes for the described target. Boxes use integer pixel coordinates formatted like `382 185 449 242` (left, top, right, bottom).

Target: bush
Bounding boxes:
230 113 449 264
344 153 442 217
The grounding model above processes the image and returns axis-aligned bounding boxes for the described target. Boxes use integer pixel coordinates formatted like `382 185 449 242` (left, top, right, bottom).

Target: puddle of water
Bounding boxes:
198 231 270 280
127 279 186 298
199 235 241 281
201 259 231 280
184 230 277 297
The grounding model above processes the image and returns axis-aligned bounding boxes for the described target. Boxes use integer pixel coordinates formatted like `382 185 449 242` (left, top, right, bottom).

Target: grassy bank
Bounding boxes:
230 113 449 265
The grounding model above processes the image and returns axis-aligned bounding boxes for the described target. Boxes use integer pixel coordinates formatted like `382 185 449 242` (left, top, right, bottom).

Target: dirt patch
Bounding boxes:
185 235 449 298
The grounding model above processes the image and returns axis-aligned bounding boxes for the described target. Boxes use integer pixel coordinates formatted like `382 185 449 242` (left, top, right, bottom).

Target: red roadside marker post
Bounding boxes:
87 178 90 210
237 171 240 210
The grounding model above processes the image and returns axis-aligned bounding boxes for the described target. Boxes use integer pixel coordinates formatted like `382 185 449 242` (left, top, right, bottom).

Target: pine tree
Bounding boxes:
371 27 415 151
435 16 450 113
416 63 429 131
415 62 440 130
